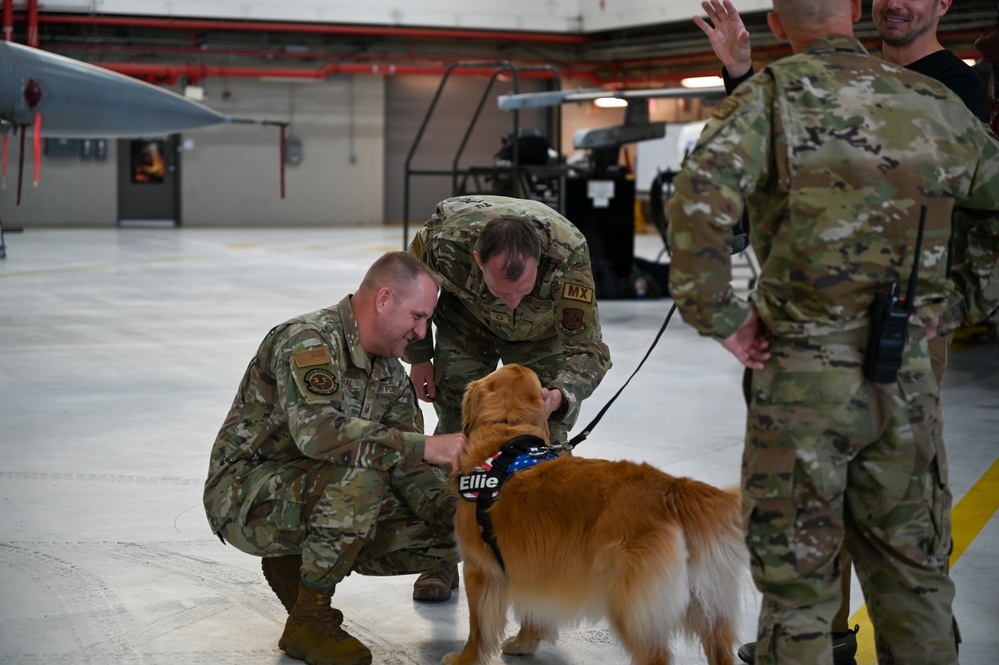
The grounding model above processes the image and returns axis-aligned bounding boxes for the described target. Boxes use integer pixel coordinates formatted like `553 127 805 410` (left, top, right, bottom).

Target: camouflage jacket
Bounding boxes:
205 296 425 492
405 195 612 423
667 35 999 340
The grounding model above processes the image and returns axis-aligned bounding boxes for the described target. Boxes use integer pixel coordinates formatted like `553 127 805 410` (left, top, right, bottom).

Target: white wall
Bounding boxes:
0 75 386 227
181 76 386 227
40 0 775 33
42 0 584 32
581 0 773 32
0 140 118 225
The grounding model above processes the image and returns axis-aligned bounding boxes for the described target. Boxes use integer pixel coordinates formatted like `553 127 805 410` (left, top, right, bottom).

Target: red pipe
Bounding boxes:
99 61 592 85
2 0 12 42
26 0 37 47
14 11 983 87
38 13 589 45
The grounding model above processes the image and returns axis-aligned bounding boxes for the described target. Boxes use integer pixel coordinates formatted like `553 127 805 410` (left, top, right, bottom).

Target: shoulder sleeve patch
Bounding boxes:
712 96 741 121
295 347 331 368
409 232 424 258
560 281 594 304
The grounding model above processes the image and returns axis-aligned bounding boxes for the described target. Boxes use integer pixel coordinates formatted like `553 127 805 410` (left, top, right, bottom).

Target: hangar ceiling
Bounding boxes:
9 1 999 87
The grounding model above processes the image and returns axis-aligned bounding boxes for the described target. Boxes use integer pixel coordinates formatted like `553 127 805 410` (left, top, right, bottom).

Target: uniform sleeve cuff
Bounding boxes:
402 432 426 462
550 385 577 424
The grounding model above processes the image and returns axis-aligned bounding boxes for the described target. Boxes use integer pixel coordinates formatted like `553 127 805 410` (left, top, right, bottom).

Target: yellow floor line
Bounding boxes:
851 456 999 663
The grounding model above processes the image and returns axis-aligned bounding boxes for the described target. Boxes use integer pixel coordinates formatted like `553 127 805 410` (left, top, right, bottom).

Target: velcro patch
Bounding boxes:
712 96 740 120
304 368 339 396
558 307 586 336
560 282 593 304
295 347 331 368
409 233 424 257
490 310 512 324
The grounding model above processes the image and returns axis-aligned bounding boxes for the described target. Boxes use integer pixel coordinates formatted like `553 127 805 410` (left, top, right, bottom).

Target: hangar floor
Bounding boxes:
1 226 996 664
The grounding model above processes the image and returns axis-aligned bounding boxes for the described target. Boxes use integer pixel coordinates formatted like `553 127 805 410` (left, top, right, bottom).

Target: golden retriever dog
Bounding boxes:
444 363 746 665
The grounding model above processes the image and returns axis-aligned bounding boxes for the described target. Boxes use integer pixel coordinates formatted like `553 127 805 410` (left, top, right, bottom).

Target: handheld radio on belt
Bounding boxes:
863 205 927 383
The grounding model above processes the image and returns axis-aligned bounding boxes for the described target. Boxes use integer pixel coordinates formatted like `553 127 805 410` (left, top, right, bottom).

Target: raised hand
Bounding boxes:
693 0 753 78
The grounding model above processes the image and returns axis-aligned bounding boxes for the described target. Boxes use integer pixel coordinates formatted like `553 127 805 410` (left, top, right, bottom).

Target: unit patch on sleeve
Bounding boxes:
558 307 586 336
304 368 339 396
712 96 740 121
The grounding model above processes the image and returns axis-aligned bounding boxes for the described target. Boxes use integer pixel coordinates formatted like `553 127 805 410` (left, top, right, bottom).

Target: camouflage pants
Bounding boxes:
212 458 459 593
744 331 957 665
431 318 571 442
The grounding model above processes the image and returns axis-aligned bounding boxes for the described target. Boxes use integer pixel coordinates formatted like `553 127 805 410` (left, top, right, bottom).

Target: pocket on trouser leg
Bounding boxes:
212 460 314 557
745 364 857 589
217 498 306 557
744 358 859 665
852 377 949 568
743 445 799 587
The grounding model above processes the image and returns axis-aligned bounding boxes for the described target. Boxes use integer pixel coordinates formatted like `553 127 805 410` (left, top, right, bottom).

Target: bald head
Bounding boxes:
768 0 861 52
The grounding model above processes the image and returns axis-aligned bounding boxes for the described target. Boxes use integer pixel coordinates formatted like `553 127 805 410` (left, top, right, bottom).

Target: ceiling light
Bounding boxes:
963 58 979 67
681 75 725 89
594 97 628 108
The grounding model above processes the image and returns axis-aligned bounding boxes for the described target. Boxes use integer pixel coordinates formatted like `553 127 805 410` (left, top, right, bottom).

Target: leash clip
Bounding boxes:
539 441 573 454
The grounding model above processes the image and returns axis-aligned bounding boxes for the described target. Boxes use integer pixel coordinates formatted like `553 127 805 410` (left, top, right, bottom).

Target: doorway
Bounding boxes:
117 134 180 227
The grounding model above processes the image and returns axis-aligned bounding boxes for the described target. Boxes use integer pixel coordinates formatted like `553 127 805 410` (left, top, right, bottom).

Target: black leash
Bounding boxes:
564 301 678 449
463 302 679 570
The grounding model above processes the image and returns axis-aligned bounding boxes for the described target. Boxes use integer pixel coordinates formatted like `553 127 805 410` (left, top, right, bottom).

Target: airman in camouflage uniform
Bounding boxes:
204 252 466 665
666 2 999 665
405 195 612 444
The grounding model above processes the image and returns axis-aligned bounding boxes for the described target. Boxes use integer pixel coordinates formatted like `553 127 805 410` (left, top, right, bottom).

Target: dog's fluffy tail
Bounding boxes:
678 483 747 665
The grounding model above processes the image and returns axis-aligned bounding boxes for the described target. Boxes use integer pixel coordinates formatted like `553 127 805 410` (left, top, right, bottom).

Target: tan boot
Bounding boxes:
412 564 459 601
261 554 302 612
278 582 372 665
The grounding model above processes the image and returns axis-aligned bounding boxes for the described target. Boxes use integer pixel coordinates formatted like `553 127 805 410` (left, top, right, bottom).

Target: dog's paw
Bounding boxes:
501 634 542 656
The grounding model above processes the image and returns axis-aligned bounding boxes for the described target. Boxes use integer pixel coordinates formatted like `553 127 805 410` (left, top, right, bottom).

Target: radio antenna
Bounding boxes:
903 205 927 309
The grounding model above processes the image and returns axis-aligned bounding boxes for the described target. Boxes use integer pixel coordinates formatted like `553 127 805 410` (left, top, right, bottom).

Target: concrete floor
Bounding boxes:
0 226 996 664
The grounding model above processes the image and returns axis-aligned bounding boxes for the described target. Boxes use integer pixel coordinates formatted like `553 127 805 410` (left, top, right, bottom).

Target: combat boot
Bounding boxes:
262 554 302 612
279 581 372 665
736 625 859 664
412 564 459 601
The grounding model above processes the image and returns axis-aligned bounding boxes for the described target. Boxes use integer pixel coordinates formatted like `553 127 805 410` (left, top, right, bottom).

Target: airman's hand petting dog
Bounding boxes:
444 363 747 665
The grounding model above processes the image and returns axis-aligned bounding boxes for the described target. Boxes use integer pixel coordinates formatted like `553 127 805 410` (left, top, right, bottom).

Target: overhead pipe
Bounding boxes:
36 13 590 45
12 10 984 87
96 60 601 87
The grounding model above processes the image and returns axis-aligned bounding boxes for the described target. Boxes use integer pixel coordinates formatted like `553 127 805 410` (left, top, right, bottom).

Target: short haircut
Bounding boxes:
475 216 542 281
772 0 843 30
359 251 441 295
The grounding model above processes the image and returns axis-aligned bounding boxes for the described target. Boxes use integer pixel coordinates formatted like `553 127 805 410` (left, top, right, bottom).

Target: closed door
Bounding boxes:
117 135 179 226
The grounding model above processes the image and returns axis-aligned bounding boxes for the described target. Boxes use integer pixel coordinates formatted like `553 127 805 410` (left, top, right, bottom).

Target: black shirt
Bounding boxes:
723 48 987 119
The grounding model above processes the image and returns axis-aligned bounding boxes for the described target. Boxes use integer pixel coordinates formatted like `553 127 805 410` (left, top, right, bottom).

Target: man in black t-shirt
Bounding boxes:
696 0 986 118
